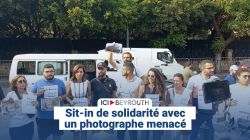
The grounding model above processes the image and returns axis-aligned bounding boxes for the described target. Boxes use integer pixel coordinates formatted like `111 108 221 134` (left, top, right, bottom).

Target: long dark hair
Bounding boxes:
145 68 166 97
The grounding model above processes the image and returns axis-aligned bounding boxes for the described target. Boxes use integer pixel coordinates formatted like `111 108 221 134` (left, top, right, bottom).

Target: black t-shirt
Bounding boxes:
91 76 117 106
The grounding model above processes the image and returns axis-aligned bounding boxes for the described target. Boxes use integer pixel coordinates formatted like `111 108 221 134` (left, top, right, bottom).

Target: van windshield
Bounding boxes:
157 52 172 63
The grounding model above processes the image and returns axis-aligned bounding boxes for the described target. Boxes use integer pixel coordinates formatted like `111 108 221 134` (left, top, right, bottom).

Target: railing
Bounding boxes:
176 57 250 72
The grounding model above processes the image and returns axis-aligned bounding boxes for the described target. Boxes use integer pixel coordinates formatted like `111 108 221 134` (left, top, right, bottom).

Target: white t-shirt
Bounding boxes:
116 63 144 78
5 91 33 128
168 88 192 106
229 83 250 121
117 76 142 98
186 74 218 110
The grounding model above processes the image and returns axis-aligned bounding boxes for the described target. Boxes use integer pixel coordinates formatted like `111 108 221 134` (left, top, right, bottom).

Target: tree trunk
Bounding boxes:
215 52 222 73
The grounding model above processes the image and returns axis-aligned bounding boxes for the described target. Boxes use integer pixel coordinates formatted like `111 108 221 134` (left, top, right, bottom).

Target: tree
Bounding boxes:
191 0 250 72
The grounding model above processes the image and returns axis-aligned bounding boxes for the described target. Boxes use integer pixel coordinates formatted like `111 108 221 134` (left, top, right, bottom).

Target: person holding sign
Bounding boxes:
31 64 66 140
224 68 250 140
186 60 218 140
108 49 143 78
64 64 91 140
3 76 35 140
138 68 168 140
116 62 142 140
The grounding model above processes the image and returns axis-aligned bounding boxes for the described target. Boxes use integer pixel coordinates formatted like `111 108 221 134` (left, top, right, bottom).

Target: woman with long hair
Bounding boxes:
138 68 170 140
64 64 91 140
3 75 35 140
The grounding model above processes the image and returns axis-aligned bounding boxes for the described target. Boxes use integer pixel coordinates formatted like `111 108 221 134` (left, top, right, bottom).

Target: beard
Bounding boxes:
45 75 54 80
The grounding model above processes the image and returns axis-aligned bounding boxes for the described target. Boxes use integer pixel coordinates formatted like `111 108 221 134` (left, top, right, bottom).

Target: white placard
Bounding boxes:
73 98 88 106
1 100 21 115
198 91 212 110
22 94 37 114
43 85 58 98
145 94 159 106
41 98 60 111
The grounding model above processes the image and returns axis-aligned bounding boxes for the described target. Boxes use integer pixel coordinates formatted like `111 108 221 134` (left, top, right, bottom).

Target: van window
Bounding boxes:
157 52 172 63
17 61 35 75
38 61 68 75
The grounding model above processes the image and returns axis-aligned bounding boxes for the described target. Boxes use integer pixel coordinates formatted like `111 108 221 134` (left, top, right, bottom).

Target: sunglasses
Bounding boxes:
242 75 250 79
147 75 155 78
17 79 26 84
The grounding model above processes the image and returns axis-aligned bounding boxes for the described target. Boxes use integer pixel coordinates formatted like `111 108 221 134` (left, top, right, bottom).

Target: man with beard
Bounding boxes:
31 64 66 140
116 62 142 140
224 65 238 85
186 60 218 140
108 52 143 77
90 62 117 106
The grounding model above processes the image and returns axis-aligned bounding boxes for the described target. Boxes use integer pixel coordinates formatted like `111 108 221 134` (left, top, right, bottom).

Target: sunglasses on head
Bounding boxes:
17 79 26 84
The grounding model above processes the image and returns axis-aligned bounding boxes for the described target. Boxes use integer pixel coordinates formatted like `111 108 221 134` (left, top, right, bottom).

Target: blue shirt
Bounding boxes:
224 74 236 85
31 78 66 119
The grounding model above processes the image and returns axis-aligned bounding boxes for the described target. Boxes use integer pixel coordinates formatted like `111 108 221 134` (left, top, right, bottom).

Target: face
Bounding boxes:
231 69 238 76
122 66 129 76
173 76 183 88
237 72 250 85
147 71 156 84
43 68 55 80
122 54 132 63
202 63 215 76
16 77 27 90
75 68 84 80
97 67 106 77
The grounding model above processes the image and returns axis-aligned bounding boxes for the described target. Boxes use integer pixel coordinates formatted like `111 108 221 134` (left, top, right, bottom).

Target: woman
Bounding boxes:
138 68 169 140
3 75 34 140
64 64 91 140
225 68 250 140
168 73 192 140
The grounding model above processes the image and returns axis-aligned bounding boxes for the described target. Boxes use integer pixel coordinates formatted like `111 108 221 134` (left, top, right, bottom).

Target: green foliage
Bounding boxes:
211 39 224 53
0 0 249 49
150 34 187 48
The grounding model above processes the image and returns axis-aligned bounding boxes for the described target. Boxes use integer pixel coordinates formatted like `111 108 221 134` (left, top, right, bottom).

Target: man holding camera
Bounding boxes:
186 60 218 140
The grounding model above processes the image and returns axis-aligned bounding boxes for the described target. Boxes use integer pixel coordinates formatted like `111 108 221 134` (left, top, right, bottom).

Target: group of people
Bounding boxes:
1 51 249 140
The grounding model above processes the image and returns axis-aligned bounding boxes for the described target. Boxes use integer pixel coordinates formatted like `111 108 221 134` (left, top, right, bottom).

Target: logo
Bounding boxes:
100 99 114 105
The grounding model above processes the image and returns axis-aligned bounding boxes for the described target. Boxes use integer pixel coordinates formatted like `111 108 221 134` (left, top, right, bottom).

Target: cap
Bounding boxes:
97 62 108 68
230 65 238 71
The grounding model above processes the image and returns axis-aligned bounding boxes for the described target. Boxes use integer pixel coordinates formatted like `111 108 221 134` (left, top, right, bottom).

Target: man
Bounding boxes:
116 62 142 140
224 65 238 85
108 52 143 77
31 64 66 140
186 60 218 140
90 62 117 106
182 61 194 85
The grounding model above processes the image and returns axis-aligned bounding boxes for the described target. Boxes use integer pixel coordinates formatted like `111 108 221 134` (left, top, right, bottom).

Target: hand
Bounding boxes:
3 97 14 103
56 96 62 101
31 101 38 107
37 88 46 96
226 99 237 107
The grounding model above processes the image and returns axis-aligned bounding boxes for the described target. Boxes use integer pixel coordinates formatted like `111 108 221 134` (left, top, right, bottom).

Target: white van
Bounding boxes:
9 48 183 89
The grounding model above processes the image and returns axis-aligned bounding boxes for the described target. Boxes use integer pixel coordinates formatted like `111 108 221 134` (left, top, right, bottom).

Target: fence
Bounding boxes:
176 57 250 73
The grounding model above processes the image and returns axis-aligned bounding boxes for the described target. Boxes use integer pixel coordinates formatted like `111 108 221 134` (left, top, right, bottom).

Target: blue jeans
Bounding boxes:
190 113 214 140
